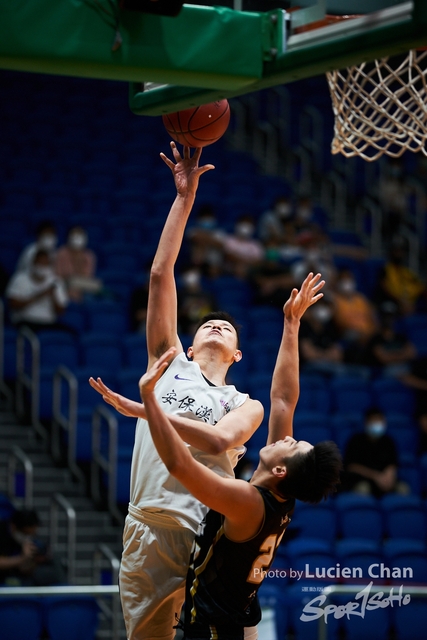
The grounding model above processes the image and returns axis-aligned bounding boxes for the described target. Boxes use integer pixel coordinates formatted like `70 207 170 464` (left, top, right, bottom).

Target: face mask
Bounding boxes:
68 232 87 250
312 306 332 323
38 234 57 251
275 203 292 218
297 206 312 221
338 279 356 294
182 272 200 287
235 223 254 238
198 218 216 230
366 421 386 438
33 265 53 279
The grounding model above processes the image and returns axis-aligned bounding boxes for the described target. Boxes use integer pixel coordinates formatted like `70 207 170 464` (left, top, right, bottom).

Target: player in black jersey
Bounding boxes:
139 273 342 640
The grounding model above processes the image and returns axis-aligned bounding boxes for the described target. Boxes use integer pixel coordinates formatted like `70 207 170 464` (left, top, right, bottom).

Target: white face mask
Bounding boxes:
38 234 57 251
366 421 386 438
235 222 254 238
33 265 53 280
68 232 87 250
182 272 200 287
338 279 356 294
312 305 332 323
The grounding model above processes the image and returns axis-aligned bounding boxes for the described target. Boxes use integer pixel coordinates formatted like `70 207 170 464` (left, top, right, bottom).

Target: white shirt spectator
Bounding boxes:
7 270 68 325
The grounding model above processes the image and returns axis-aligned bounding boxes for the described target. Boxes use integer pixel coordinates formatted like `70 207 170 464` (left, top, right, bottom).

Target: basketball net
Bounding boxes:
326 49 427 161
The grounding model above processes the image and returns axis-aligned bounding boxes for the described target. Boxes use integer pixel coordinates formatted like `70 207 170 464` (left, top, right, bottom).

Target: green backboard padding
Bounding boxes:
0 2 264 90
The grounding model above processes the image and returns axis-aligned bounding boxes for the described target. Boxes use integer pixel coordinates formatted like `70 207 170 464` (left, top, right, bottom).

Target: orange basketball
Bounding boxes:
162 100 230 148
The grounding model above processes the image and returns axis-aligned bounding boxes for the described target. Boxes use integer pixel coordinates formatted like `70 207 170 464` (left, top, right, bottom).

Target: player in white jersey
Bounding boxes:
90 143 263 640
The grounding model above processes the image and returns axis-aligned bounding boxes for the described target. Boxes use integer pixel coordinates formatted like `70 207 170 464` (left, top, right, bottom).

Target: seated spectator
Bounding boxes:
333 268 378 342
343 408 408 497
291 230 336 290
177 266 217 335
15 220 58 274
186 205 224 278
376 238 425 315
0 508 65 586
258 195 294 244
368 302 416 377
55 225 101 302
299 299 344 375
249 244 294 308
6 249 68 332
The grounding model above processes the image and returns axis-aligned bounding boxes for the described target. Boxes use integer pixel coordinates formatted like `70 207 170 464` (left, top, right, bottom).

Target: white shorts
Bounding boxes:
120 507 195 640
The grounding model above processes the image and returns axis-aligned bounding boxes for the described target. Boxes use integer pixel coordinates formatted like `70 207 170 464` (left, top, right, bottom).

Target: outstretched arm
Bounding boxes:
88 377 263 454
146 143 214 369
139 349 263 528
267 273 324 445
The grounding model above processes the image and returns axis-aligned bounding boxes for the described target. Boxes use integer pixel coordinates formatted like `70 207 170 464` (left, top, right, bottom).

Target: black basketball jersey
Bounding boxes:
184 485 294 639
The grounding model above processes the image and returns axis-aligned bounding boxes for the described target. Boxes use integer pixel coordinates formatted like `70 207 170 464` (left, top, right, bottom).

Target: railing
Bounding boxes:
52 365 85 487
91 405 123 525
320 172 347 229
50 493 76 585
93 544 122 640
0 585 124 640
318 583 427 640
299 105 324 173
0 298 13 407
8 445 33 508
355 196 384 257
16 326 47 442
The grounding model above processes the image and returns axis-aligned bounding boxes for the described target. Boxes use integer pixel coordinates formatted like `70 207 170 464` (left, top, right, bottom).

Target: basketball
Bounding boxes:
162 100 230 148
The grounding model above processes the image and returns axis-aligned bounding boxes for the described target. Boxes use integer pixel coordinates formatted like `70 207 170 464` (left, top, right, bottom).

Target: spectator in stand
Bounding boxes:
249 243 294 308
333 267 377 344
15 220 58 274
258 195 294 244
55 225 101 302
368 301 416 377
343 408 408 497
186 205 224 279
0 509 65 586
299 298 344 375
291 230 336 291
177 265 217 335
376 238 425 315
6 249 68 332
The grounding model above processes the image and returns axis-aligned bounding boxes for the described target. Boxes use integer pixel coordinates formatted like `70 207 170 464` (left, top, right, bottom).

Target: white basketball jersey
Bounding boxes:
130 352 248 532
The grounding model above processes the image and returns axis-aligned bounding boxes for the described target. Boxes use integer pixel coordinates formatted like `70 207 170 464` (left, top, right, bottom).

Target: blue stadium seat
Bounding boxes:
122 334 148 370
0 598 44 640
258 584 289 638
393 600 427 640
335 538 382 584
335 494 383 542
45 597 99 640
117 368 143 403
80 333 123 370
290 505 337 543
298 376 331 414
342 603 391 640
85 302 129 335
372 378 415 416
381 494 427 541
330 378 372 415
286 583 340 640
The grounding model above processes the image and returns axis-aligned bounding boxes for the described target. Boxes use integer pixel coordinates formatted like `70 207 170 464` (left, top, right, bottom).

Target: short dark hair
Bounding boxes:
35 220 55 237
364 407 385 421
33 249 50 263
11 509 40 530
277 441 342 504
195 311 241 349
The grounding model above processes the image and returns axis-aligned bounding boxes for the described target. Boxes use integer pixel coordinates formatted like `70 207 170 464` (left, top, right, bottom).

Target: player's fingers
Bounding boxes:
193 147 202 163
183 146 190 159
301 272 314 290
313 279 325 292
160 153 175 170
310 293 324 305
197 164 215 175
170 141 182 162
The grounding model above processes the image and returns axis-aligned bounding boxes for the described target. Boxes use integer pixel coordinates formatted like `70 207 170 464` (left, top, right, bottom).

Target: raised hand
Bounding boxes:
139 347 176 397
89 377 146 419
284 272 325 321
160 142 214 197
